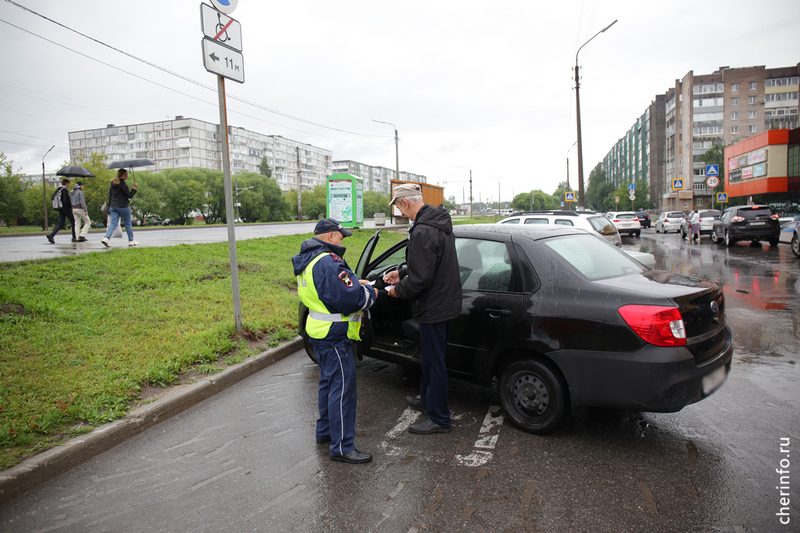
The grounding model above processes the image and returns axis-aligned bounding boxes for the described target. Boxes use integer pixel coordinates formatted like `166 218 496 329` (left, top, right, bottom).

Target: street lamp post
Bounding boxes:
373 119 399 184
575 19 617 209
455 166 473 218
42 145 55 231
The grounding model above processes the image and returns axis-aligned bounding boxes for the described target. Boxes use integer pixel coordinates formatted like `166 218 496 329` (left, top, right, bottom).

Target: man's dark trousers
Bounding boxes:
49 208 76 240
312 338 356 457
419 321 452 428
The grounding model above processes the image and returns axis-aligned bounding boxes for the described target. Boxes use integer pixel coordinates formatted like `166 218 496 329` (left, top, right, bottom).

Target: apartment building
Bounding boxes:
68 116 333 191
602 95 665 206
605 63 799 212
331 160 427 194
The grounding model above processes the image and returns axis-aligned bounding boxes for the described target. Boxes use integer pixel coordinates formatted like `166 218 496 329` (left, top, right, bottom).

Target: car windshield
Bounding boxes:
544 234 645 280
500 218 520 224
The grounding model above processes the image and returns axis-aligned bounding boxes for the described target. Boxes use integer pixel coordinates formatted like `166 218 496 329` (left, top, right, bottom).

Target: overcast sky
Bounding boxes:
1 0 798 204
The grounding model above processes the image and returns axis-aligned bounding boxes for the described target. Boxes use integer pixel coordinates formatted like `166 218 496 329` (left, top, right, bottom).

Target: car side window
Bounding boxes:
455 238 514 292
588 216 616 235
501 219 520 224
554 219 574 226
523 218 548 224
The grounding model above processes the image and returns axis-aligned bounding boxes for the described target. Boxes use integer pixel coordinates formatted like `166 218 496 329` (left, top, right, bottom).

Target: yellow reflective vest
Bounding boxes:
298 253 362 341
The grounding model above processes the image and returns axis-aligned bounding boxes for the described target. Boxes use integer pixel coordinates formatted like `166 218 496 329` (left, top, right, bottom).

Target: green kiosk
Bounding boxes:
327 173 363 229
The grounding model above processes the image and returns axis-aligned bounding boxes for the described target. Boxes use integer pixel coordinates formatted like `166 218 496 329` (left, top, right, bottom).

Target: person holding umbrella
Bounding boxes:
70 182 91 242
101 169 139 247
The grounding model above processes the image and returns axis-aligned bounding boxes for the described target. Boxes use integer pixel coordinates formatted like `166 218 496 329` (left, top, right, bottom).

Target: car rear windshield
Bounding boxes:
544 235 645 280
738 207 774 220
669 212 685 218
587 216 617 235
614 213 637 220
699 211 720 219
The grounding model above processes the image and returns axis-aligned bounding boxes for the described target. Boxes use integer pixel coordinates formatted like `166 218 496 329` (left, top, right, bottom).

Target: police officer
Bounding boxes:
292 218 378 464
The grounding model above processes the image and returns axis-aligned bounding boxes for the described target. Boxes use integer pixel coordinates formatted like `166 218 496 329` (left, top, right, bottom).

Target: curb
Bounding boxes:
0 337 304 506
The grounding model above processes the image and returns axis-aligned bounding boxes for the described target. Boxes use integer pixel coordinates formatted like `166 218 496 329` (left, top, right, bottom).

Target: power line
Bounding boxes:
3 0 387 139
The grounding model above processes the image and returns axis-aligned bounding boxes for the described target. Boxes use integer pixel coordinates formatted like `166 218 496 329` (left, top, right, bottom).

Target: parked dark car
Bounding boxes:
299 225 733 434
711 205 781 246
680 209 721 239
635 211 651 228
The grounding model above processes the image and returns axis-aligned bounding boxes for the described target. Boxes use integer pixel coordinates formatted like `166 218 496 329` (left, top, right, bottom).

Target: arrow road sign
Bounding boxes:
210 0 238 14
202 37 245 83
628 183 636 190
201 3 242 52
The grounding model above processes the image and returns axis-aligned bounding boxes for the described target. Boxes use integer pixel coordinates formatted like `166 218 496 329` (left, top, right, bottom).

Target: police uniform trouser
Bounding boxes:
312 337 357 457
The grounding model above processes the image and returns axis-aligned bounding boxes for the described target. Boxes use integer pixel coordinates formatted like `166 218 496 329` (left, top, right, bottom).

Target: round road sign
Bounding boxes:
629 192 636 200
707 176 720 188
211 0 238 14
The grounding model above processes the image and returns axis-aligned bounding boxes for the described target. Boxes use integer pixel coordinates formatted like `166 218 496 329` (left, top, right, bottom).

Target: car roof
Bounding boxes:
457 223 586 241
498 214 599 230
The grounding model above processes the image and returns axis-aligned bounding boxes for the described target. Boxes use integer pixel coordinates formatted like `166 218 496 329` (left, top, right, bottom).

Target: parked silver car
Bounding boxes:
655 211 686 234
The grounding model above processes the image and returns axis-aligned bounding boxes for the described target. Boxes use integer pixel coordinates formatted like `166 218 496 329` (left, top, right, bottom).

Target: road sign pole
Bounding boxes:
217 75 243 333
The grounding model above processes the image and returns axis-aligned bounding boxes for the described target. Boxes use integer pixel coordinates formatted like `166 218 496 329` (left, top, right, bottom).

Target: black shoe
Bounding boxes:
409 419 451 434
406 395 425 412
71 238 78 242
46 235 54 243
316 436 331 445
79 237 87 242
331 449 372 464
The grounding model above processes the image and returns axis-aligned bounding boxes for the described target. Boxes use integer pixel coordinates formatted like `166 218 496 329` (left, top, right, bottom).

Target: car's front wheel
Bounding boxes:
711 229 720 244
498 358 567 434
792 234 800 258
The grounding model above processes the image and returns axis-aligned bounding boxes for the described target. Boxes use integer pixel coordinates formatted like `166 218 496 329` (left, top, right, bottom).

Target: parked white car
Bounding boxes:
498 211 655 268
655 211 686 234
606 211 642 237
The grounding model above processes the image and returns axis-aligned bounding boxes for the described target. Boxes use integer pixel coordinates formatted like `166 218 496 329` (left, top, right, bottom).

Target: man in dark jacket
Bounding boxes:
292 218 378 463
383 183 462 434
47 178 76 243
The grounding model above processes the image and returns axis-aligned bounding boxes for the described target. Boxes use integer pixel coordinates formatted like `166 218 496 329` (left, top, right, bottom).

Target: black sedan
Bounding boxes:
299 225 733 434
635 211 651 228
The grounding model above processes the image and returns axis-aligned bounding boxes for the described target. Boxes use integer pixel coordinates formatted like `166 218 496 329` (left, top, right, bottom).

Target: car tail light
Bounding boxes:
732 216 745 222
617 305 686 347
664 218 670 223
770 214 779 221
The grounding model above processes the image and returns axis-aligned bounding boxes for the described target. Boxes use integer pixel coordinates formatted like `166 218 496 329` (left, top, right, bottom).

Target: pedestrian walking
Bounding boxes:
70 182 91 242
382 183 462 435
46 178 76 243
101 169 138 248
690 209 701 242
292 218 378 464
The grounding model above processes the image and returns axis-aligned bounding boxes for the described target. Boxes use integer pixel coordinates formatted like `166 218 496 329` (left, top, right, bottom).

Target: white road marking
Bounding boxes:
455 405 504 467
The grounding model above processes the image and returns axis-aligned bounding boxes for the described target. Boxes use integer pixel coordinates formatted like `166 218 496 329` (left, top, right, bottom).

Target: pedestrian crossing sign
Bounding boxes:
673 178 684 190
565 191 575 202
717 193 728 203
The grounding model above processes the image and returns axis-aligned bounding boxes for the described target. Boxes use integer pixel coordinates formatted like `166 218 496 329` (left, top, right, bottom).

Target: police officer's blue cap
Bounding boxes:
314 218 352 237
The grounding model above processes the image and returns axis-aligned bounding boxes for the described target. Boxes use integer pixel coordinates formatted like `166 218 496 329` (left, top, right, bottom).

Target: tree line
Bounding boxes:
0 153 394 228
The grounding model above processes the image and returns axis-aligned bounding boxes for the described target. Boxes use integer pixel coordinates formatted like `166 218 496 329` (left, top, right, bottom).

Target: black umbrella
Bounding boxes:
107 158 155 170
56 165 95 178
108 158 154 179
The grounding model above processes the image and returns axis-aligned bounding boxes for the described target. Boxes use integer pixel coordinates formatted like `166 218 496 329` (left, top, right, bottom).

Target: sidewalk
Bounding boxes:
0 337 303 506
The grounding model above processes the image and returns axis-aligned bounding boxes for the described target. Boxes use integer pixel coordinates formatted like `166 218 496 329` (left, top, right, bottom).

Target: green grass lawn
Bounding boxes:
0 228 406 469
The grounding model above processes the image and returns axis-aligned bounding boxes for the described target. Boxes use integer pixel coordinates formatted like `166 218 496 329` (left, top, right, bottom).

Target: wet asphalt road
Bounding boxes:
1 229 799 532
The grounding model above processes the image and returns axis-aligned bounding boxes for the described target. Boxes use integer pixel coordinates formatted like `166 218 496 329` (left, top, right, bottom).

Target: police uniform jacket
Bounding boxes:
292 237 376 342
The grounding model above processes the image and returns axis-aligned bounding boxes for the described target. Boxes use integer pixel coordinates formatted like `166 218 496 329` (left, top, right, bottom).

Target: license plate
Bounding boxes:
702 366 727 395
749 221 765 226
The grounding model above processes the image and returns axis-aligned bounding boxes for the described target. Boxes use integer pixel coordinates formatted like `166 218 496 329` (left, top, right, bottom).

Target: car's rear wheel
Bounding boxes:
635 230 641 237
498 359 567 434
711 229 720 244
791 234 800 258
725 230 735 247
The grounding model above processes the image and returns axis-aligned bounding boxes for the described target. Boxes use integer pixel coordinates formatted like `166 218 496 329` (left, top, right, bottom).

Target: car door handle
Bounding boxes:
485 308 511 318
